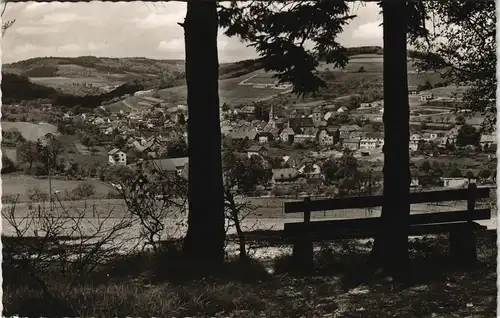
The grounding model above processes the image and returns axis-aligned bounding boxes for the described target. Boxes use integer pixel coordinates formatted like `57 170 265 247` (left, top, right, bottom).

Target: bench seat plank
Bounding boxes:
284 209 490 237
286 221 487 241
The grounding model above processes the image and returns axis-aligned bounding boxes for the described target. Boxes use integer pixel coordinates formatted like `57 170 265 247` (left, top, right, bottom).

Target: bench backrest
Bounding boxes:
284 183 490 215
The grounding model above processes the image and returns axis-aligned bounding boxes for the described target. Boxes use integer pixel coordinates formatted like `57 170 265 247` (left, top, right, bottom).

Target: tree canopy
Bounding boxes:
412 1 496 132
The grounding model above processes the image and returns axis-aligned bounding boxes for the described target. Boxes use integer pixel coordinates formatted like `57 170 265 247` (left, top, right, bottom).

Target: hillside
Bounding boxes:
2 47 448 111
107 53 447 111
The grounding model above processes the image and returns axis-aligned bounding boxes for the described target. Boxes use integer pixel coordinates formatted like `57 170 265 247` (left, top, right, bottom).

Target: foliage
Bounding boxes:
412 1 496 132
456 124 480 147
120 163 188 252
167 138 189 158
17 140 39 169
223 152 271 195
219 1 354 96
2 155 17 174
2 195 133 312
71 182 96 200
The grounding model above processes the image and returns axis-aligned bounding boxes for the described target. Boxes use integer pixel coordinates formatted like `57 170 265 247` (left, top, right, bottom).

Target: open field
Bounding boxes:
2 174 116 202
4 188 491 220
2 122 58 141
3 148 17 163
30 76 124 94
108 71 291 111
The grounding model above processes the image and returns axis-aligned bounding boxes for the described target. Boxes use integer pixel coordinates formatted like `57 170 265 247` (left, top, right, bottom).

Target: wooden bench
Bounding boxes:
283 183 491 270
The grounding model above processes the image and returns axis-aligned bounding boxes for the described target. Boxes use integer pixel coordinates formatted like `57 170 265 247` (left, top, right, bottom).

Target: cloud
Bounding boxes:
13 43 38 54
2 2 382 64
42 12 84 24
158 39 183 52
352 22 383 42
24 2 71 12
57 44 81 53
15 26 59 35
135 11 186 29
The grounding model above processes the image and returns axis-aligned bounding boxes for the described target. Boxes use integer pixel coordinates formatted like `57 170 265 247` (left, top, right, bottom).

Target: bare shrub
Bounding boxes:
2 195 134 307
71 182 96 199
120 161 188 252
26 185 49 203
224 188 258 260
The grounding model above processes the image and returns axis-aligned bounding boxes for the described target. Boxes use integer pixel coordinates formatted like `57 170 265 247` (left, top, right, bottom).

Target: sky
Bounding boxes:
1 2 382 64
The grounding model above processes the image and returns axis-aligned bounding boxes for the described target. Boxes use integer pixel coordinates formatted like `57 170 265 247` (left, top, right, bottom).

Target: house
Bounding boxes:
247 145 268 158
359 102 374 109
420 92 434 101
410 170 423 187
272 168 300 185
480 134 496 149
288 117 315 134
297 160 322 180
280 127 295 143
282 154 304 168
337 106 348 113
343 138 360 151
311 107 323 123
108 148 127 165
143 157 189 176
360 133 384 150
294 134 316 144
441 170 477 188
409 133 421 150
317 129 334 146
324 111 334 121
228 127 258 144
409 143 419 152
239 105 256 115
256 132 274 144
339 125 361 138
445 127 460 145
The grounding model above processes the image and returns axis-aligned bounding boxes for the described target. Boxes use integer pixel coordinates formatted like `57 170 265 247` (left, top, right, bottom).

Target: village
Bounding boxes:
11 84 490 200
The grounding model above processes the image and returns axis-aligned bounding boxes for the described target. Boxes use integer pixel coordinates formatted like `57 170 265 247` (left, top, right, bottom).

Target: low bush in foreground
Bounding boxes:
3 231 497 317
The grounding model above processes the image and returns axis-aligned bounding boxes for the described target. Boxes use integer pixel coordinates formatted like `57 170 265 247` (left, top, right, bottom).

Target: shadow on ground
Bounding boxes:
3 230 496 317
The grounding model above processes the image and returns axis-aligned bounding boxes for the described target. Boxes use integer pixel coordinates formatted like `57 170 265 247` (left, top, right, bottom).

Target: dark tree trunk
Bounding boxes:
182 2 226 265
368 1 411 279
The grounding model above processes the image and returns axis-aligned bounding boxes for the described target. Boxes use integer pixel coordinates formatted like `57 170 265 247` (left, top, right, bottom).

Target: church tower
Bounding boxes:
268 104 276 129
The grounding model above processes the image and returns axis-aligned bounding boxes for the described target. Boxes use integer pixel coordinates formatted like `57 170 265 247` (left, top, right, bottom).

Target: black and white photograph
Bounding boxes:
0 0 497 316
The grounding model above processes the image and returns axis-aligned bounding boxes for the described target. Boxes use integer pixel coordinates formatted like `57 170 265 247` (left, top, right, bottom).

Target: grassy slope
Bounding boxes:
3 230 496 317
110 54 446 112
3 51 447 111
1 122 58 141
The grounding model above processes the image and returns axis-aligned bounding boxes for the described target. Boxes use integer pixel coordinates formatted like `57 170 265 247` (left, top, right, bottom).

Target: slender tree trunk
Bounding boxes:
368 1 411 279
182 2 226 265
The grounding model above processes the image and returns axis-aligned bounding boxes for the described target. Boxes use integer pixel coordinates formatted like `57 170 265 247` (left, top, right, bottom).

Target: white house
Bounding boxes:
317 129 334 146
297 162 322 179
280 127 295 143
420 93 434 101
108 148 127 165
441 177 476 188
294 134 315 144
409 143 419 152
323 111 334 121
480 134 496 149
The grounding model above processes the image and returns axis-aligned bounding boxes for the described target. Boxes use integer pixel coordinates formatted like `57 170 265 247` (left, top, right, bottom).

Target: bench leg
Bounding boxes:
449 230 477 265
292 239 314 273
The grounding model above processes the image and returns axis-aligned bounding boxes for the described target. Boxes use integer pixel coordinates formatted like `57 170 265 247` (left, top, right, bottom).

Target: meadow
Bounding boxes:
2 174 116 202
1 121 58 141
30 76 123 95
